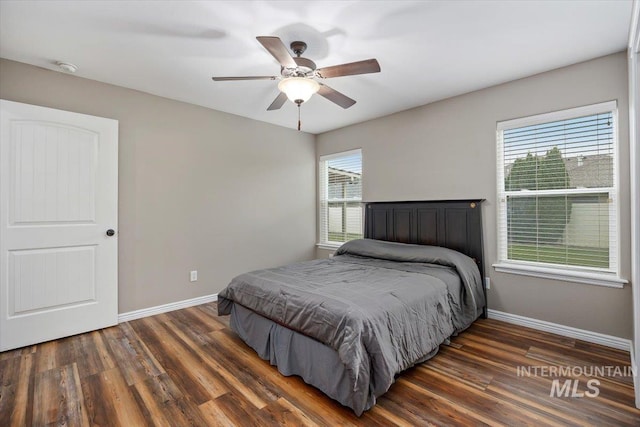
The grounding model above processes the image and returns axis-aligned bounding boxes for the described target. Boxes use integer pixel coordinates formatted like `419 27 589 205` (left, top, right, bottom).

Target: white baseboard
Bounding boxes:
117 298 631 351
118 293 218 323
487 309 631 351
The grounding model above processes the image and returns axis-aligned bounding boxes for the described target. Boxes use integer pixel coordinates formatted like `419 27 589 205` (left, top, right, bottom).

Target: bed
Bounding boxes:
217 200 486 415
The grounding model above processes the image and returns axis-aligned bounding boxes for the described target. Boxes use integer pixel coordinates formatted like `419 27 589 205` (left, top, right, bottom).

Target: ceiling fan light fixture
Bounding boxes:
278 77 319 104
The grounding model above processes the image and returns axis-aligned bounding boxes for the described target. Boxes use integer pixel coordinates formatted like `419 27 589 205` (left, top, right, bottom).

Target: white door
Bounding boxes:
0 100 118 351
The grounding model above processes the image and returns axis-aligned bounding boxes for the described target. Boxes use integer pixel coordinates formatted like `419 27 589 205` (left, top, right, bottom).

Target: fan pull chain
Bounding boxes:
297 103 301 131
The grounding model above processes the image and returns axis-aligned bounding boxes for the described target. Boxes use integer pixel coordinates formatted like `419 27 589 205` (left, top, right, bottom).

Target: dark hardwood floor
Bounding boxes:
1 302 638 426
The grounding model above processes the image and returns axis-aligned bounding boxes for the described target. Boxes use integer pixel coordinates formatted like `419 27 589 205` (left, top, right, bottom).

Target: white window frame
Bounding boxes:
493 101 627 288
317 149 363 249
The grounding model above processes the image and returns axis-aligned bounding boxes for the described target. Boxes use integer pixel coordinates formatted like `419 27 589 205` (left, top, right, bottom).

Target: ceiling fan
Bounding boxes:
212 36 381 115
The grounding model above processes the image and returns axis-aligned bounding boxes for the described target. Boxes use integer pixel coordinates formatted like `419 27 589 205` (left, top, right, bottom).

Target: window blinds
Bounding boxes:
497 102 617 273
319 150 363 245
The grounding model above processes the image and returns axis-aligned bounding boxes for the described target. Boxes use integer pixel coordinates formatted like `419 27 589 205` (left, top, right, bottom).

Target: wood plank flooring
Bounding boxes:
1 302 638 426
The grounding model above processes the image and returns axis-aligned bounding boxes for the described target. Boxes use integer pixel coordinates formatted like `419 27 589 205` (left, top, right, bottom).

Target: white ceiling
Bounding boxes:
0 1 633 134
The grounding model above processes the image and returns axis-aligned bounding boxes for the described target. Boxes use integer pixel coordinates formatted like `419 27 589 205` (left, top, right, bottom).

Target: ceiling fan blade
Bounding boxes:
316 59 381 78
317 83 356 109
267 92 288 111
256 36 297 68
212 76 278 81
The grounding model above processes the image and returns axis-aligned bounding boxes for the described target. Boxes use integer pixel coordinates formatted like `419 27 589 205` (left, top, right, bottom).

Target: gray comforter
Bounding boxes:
218 239 484 415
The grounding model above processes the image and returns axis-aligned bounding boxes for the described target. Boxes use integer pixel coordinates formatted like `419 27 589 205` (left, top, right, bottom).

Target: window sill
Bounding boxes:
316 243 342 251
492 262 628 288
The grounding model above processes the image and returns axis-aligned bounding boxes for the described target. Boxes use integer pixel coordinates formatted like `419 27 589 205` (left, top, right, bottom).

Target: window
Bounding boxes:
494 101 626 287
319 149 363 247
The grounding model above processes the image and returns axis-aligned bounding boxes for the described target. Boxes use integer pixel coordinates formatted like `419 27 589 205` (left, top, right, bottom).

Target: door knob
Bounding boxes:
106 229 115 236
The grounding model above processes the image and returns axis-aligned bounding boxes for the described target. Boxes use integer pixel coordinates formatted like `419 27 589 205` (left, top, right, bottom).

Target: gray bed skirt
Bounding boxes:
228 303 440 415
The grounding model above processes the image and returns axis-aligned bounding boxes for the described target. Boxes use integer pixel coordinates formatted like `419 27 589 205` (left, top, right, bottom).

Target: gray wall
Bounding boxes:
316 52 633 339
0 58 316 313
1 54 632 339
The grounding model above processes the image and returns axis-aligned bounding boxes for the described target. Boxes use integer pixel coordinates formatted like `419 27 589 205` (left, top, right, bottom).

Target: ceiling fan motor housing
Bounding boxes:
281 41 316 76
291 57 316 75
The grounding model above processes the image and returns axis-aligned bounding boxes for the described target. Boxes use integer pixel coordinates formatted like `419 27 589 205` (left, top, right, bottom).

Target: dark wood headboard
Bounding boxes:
364 200 486 317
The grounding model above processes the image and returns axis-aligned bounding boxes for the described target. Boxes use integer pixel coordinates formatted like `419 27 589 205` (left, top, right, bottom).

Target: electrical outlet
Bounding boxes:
485 277 491 290
190 270 198 282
